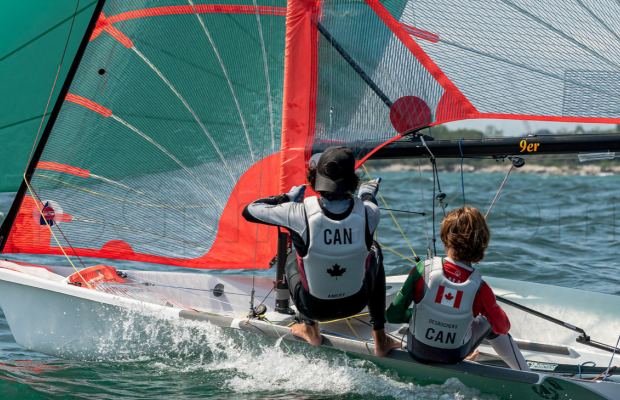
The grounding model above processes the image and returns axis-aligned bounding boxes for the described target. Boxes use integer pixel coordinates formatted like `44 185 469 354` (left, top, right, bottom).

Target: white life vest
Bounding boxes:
301 196 370 300
409 257 482 349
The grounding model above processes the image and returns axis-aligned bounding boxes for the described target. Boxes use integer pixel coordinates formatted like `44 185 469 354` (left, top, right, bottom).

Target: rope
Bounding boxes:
603 334 620 380
24 174 91 289
485 165 514 219
346 319 369 343
378 207 424 215
26 184 88 271
318 311 370 324
264 318 295 354
36 174 211 209
593 366 617 382
578 361 596 379
319 328 369 342
362 164 418 261
377 243 417 264
459 137 466 204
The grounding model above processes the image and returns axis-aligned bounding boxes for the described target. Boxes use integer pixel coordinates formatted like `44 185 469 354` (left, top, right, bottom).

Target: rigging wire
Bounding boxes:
249 1 273 313
485 165 514 219
361 164 419 262
122 275 253 310
329 6 333 133
459 137 466 204
257 280 283 310
122 276 272 299
418 159 431 259
431 160 437 256
417 129 445 256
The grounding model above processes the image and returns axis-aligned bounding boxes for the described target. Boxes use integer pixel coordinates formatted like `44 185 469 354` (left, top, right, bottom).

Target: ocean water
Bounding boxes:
1 170 619 399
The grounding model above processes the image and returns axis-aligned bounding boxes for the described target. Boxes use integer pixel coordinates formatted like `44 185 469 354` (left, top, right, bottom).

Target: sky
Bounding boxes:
444 119 617 137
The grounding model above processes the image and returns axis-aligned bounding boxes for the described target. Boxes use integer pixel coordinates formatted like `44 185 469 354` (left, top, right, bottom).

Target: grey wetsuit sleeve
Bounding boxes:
360 192 380 234
242 196 308 242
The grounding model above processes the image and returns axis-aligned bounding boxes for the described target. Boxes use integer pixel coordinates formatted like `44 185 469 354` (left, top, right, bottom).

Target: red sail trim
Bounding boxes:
37 162 91 178
429 113 620 127
90 5 287 44
280 0 322 193
355 135 401 169
65 93 112 117
364 0 477 119
469 113 620 124
106 5 287 25
436 92 468 123
3 154 280 269
90 12 134 48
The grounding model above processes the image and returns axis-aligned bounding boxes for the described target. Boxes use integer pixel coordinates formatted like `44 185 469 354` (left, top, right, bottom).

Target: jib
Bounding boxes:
324 228 352 245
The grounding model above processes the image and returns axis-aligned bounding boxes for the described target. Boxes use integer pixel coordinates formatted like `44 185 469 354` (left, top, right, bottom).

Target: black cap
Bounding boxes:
314 147 356 194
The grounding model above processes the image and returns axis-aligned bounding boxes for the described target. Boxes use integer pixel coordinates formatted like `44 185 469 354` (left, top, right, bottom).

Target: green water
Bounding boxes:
1 170 619 399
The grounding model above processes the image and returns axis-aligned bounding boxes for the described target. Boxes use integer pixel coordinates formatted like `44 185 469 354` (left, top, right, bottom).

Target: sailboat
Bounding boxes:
2 0 620 398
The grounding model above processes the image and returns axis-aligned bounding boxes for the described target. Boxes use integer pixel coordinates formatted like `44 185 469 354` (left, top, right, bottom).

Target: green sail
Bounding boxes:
0 0 100 192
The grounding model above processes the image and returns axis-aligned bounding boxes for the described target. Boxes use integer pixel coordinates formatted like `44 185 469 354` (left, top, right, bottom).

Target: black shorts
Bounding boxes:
285 242 386 330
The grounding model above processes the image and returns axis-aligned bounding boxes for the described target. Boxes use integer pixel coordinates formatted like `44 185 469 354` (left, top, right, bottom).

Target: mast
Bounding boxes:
0 0 107 253
341 133 620 159
274 230 293 313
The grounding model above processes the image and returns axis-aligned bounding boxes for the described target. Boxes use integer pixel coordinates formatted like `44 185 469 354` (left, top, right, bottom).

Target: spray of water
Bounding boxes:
79 306 496 399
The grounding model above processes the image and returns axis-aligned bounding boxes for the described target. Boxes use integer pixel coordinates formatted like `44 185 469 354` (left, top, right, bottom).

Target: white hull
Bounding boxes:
1 263 620 399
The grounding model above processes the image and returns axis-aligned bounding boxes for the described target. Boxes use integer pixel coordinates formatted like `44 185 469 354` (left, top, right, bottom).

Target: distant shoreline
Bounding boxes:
367 163 619 176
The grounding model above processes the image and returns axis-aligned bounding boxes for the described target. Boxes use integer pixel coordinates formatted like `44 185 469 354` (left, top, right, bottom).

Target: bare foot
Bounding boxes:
372 329 400 358
465 349 479 362
290 322 322 346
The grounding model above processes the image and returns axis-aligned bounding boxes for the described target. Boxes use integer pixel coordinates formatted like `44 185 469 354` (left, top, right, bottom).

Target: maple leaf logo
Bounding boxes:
445 292 454 301
327 264 346 279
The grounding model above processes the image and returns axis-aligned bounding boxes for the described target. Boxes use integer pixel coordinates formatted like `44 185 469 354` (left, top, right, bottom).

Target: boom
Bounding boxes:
342 133 620 159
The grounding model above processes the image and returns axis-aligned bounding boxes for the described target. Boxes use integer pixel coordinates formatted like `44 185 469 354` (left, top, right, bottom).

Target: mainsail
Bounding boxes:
2 0 620 269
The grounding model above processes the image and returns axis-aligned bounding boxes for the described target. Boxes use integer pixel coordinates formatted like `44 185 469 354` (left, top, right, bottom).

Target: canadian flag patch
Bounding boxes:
435 285 463 308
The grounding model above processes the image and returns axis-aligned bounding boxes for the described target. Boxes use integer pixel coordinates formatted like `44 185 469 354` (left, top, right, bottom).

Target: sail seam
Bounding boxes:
363 0 477 117
189 0 254 161
111 113 224 209
498 0 620 71
103 5 286 26
131 46 236 184
251 0 276 152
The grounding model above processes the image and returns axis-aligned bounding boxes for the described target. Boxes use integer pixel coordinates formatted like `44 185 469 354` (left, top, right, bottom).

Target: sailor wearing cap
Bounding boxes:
242 146 399 357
